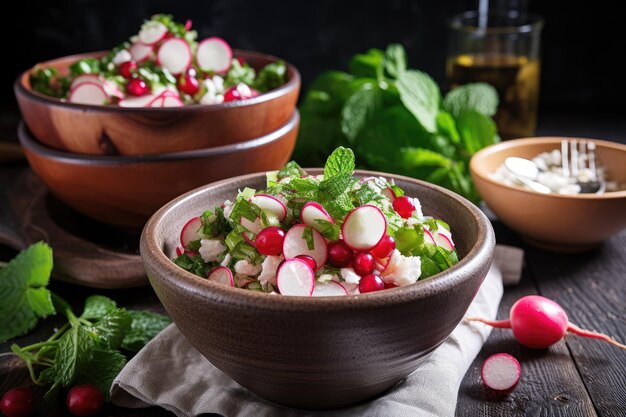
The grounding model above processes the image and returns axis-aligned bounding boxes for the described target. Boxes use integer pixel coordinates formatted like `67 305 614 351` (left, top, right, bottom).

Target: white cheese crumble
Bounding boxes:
340 268 361 284
382 249 421 286
112 49 132 65
258 255 284 287
234 259 262 276
198 239 226 262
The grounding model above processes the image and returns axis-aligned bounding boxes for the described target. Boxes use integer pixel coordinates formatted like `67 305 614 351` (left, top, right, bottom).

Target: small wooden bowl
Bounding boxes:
14 50 300 155
470 137 626 252
140 169 495 409
18 111 298 230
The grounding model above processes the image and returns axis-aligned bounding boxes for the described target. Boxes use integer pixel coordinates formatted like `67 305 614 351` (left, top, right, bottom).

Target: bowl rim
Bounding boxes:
14 49 300 113
17 110 299 165
470 137 626 200
140 169 495 312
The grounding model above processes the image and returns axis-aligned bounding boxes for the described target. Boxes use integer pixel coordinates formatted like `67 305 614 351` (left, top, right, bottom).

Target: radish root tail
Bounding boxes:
567 323 626 351
466 318 512 329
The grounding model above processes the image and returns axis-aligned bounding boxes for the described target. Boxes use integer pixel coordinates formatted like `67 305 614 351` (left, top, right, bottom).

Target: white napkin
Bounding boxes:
111 246 522 417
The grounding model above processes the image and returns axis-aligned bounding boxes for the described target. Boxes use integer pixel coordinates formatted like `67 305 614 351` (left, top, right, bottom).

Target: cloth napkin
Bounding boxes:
111 245 523 417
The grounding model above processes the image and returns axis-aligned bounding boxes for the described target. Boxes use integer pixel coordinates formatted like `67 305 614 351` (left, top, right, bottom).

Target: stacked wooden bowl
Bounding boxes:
14 51 300 230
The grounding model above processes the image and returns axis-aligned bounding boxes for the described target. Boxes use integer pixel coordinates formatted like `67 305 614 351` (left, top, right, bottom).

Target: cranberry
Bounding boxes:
327 241 353 267
255 227 285 256
126 78 150 96
370 235 396 259
178 73 200 95
223 86 242 102
359 274 385 293
296 254 317 271
118 60 137 79
392 196 415 219
66 384 103 417
0 388 35 417
352 252 375 276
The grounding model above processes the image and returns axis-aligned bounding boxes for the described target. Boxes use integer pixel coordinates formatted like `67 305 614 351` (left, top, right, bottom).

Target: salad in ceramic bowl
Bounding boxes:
29 14 287 107
173 147 459 296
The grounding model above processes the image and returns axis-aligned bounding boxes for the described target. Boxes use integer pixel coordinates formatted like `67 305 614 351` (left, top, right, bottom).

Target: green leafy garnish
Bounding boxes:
323 146 355 178
121 310 172 352
442 82 498 118
0 242 54 342
254 60 287 92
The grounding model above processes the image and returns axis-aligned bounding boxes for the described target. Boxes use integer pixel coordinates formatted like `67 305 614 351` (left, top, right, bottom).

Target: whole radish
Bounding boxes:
468 295 626 350
0 387 35 417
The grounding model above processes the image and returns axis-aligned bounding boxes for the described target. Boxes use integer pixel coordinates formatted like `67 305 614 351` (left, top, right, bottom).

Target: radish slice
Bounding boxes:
196 37 233 73
423 228 436 245
282 224 327 270
70 74 101 89
241 217 262 235
180 216 203 247
150 97 165 107
161 95 184 107
207 266 234 287
342 205 387 251
119 94 160 108
69 82 108 105
251 194 287 221
276 259 314 296
481 353 521 394
157 38 192 75
242 231 255 246
300 202 334 232
312 281 347 297
138 21 168 45
435 233 454 251
382 187 396 201
129 42 153 63
436 224 455 248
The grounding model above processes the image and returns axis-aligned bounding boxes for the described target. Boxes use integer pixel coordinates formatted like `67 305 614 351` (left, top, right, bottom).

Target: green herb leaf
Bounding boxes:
442 82 498 118
384 44 407 78
78 348 127 400
436 111 461 144
456 110 498 154
254 60 287 92
80 295 117 321
200 207 231 238
92 309 132 350
349 48 385 79
230 198 260 223
301 227 315 250
225 59 256 87
323 146 355 179
0 242 54 342
69 58 101 77
121 310 171 352
278 161 306 180
52 325 98 387
313 220 340 241
320 173 353 200
340 85 380 142
396 70 440 133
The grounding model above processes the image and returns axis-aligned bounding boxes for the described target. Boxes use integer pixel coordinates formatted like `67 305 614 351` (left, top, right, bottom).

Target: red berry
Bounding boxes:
370 235 396 259
223 86 242 102
359 274 385 293
66 384 104 417
255 227 285 256
327 241 353 267
0 388 34 417
118 60 137 79
393 196 415 219
352 252 375 276
178 73 200 95
126 78 150 96
296 254 317 271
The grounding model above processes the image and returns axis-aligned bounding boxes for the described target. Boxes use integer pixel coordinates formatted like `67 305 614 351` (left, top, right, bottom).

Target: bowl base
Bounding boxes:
521 236 602 253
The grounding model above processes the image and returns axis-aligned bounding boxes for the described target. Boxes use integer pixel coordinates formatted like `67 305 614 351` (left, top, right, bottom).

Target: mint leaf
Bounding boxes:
443 82 498 118
341 85 380 142
436 111 460 144
456 110 498 154
396 70 440 133
81 295 117 321
201 207 231 238
323 146 355 178
121 310 171 352
52 325 98 387
92 309 132 350
254 60 287 92
78 348 127 400
0 242 54 342
322 194 354 221
320 173 353 200
301 227 315 250
384 44 407 78
349 48 385 79
313 220 340 241
277 161 306 180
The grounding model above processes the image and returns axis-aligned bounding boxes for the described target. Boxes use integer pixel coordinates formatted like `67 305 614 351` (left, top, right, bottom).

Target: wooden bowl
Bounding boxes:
140 170 495 409
14 50 300 155
18 111 298 230
470 137 626 252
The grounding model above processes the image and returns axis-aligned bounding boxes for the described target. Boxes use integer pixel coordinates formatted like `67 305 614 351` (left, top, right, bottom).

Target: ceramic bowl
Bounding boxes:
140 170 495 409
470 137 626 252
18 111 298 230
14 50 300 155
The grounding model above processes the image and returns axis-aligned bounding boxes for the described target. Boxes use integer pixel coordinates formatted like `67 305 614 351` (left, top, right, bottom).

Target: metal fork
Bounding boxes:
561 139 605 194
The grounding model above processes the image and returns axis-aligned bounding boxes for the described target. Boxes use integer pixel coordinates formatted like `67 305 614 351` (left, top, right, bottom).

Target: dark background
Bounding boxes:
2 0 623 123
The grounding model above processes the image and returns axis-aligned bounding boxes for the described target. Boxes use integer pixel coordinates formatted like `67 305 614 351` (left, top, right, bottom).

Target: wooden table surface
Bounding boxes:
1 117 625 416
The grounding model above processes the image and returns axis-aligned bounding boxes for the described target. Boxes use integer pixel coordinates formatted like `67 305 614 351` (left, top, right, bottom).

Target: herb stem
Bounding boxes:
48 323 70 342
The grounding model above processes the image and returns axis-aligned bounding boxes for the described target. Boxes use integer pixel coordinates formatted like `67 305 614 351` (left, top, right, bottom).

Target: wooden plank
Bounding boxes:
456 221 597 416
526 230 626 417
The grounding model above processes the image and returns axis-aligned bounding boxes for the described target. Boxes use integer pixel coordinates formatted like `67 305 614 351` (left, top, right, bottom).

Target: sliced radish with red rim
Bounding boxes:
138 21 168 45
197 37 233 73
300 202 334 232
276 258 314 296
207 266 234 287
341 205 387 251
434 233 454 251
423 227 436 245
251 194 287 221
69 82 108 105
282 224 327 270
157 38 192 75
240 217 262 235
382 187 396 201
129 42 153 63
312 281 347 297
119 94 159 108
481 353 521 394
161 95 184 107
180 216 203 248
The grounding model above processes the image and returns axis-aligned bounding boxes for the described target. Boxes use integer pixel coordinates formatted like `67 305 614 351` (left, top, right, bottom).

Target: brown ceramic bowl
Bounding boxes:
14 50 300 155
18 111 298 230
140 170 495 409
470 137 626 252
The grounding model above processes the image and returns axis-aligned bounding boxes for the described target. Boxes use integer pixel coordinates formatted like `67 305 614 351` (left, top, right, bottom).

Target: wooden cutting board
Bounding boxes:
0 166 147 288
